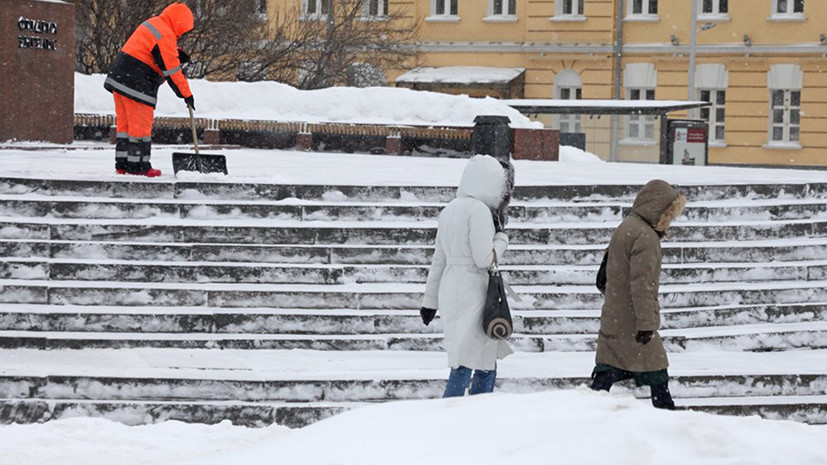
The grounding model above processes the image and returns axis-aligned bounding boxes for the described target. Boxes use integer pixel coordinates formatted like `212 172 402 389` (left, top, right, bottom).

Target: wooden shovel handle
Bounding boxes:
188 105 199 155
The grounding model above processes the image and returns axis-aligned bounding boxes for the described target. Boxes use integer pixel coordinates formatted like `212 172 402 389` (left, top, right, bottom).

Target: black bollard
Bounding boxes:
472 115 511 160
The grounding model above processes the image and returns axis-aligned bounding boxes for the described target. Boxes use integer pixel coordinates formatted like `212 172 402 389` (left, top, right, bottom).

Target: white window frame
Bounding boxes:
626 0 658 20
700 89 726 144
427 0 459 21
699 0 729 21
488 0 516 17
553 0 584 20
767 64 804 148
625 88 657 142
553 70 582 134
623 64 657 143
695 64 728 145
303 0 331 20
362 0 389 19
771 0 805 20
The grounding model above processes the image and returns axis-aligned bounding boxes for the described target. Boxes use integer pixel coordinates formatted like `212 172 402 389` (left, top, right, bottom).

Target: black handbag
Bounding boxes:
482 250 513 340
596 250 608 295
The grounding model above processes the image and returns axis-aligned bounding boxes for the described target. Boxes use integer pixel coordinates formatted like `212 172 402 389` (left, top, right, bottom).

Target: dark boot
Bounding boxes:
137 140 160 177
115 136 128 174
650 382 676 410
590 369 615 392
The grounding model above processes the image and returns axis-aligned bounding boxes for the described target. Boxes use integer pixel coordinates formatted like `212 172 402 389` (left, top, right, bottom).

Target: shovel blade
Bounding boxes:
172 152 228 176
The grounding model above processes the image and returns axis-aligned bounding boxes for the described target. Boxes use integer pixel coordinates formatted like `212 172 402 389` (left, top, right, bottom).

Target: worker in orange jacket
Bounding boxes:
104 3 195 177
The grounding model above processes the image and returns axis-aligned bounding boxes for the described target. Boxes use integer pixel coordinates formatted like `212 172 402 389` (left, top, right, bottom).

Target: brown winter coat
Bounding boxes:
595 180 687 373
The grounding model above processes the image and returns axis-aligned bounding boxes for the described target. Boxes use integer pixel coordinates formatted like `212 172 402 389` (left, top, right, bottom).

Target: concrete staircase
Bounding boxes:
0 176 826 427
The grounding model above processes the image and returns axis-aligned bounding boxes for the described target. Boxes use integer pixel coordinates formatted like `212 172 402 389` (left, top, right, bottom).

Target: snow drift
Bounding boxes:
3 390 825 465
74 73 541 129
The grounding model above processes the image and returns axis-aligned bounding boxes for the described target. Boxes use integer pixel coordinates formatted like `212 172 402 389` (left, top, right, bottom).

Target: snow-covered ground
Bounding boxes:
1 144 826 186
2 389 826 465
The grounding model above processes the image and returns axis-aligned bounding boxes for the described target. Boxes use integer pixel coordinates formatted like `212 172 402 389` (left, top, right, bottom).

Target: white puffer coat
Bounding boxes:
422 155 513 371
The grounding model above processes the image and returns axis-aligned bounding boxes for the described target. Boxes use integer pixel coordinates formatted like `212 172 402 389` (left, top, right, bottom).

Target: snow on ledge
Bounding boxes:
395 66 525 84
75 73 541 129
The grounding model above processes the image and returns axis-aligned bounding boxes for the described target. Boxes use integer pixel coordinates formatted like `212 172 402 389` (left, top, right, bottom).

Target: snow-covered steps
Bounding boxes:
2 196 827 223
1 177 825 203
2 321 826 352
3 396 826 427
3 258 827 285
2 217 827 245
2 304 824 336
2 347 827 426
2 280 827 310
4 239 827 265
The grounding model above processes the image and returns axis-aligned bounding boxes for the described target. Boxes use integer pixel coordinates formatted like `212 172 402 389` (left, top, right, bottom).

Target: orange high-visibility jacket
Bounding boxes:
104 3 194 108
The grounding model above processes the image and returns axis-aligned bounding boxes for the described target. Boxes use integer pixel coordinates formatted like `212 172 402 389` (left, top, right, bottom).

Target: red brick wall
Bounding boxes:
511 128 559 161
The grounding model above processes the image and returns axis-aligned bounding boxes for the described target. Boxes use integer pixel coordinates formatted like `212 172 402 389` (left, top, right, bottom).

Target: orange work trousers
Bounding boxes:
113 93 155 166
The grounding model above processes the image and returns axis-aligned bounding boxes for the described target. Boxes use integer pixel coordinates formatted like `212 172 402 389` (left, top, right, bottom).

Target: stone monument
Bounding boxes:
0 0 76 144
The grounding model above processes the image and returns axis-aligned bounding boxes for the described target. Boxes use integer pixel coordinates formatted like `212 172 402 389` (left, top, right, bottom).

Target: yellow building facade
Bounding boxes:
271 0 827 167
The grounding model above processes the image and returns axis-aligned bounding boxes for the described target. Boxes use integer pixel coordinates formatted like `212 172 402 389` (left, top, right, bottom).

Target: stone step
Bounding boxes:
0 277 822 309
1 177 824 203
2 303 822 335
2 395 825 427
3 259 827 285
4 238 827 265
1 321 825 351
2 218 825 245
2 373 825 404
2 197 826 223
2 279 827 310
0 398 350 428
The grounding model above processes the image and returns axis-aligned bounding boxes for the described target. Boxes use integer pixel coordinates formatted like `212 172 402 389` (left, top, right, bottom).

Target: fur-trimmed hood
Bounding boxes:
630 179 687 237
456 155 514 212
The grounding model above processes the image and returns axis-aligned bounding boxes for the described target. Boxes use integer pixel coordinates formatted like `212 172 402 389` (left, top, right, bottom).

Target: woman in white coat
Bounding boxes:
420 154 515 397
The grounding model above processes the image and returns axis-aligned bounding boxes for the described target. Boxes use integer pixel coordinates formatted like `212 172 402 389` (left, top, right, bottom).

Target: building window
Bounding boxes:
700 90 726 143
556 0 584 17
553 70 582 133
701 0 727 16
432 0 458 17
629 0 657 16
774 0 804 15
770 90 801 144
767 64 804 146
627 88 656 140
695 64 728 144
363 0 389 17
304 0 331 19
489 0 516 16
623 63 657 142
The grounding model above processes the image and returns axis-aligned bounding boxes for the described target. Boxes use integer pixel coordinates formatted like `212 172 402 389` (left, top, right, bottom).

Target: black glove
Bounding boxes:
420 307 436 326
177 48 191 65
184 95 195 110
635 330 653 345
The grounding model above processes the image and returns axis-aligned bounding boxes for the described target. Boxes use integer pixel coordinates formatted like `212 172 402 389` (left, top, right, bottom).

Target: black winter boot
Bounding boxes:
650 382 676 410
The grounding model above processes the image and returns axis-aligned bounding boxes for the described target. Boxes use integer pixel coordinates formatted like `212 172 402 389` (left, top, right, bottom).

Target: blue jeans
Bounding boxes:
442 365 497 397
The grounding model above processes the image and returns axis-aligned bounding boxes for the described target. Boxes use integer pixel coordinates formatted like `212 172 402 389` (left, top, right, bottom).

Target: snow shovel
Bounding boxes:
172 106 228 177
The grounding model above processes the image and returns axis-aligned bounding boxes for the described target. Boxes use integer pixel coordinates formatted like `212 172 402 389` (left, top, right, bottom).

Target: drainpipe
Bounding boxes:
610 0 624 162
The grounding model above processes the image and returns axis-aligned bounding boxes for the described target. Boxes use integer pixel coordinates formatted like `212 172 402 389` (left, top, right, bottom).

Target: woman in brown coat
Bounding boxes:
590 179 686 409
